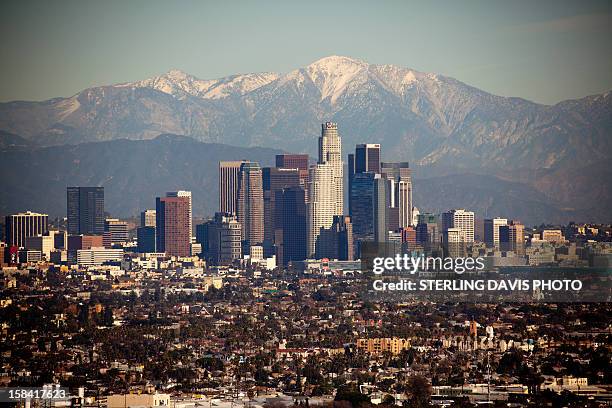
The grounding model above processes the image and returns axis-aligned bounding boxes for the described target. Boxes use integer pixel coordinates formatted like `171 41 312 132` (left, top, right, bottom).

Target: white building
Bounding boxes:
319 122 343 215
442 209 475 243
307 163 336 258
25 234 54 260
484 217 508 248
76 247 123 266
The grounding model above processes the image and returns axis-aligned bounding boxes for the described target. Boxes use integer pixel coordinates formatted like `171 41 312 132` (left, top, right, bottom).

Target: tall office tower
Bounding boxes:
348 143 381 215
442 209 475 243
500 220 525 254
237 162 264 249
140 210 156 228
307 163 336 258
484 217 508 248
166 191 192 236
276 154 309 171
219 161 247 215
5 211 49 248
104 218 129 244
275 187 307 266
416 213 440 245
350 173 376 243
443 227 465 258
137 226 156 253
67 187 105 235
195 222 209 255
262 167 301 246
205 212 242 265
276 154 310 201
330 215 354 261
400 226 417 249
381 162 413 229
156 195 191 257
350 172 390 246
373 176 390 243
319 122 343 215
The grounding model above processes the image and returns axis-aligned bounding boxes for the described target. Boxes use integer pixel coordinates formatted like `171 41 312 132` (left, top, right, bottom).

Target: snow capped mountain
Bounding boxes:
0 55 610 222
119 69 279 99
0 55 610 171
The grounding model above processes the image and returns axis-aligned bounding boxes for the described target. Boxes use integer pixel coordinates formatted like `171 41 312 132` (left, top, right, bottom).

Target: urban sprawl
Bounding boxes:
1 123 611 408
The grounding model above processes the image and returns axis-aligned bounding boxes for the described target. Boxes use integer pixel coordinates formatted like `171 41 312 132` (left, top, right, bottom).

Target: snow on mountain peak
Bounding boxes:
306 56 368 103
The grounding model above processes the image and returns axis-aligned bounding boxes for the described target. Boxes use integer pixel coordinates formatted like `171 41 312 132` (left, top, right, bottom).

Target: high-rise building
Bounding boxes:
104 218 129 244
275 187 307 266
484 217 508 248
262 167 301 246
76 248 123 266
67 187 105 235
381 162 413 230
350 173 377 244
276 154 309 171
137 226 156 253
442 209 475 243
166 191 192 236
156 195 191 257
237 162 264 250
25 234 54 260
141 210 156 228
330 215 354 261
416 213 440 245
307 163 336 258
205 213 242 265
276 154 309 202
319 122 343 215
443 227 465 258
500 221 525 254
348 144 381 215
5 211 48 248
350 173 389 244
219 161 247 215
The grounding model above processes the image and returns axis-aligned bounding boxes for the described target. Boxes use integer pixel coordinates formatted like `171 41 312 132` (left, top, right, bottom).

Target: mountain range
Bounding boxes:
0 56 610 224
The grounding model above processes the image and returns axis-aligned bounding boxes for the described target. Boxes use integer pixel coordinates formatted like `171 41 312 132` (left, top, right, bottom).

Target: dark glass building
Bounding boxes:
137 226 156 253
67 187 105 235
275 186 307 266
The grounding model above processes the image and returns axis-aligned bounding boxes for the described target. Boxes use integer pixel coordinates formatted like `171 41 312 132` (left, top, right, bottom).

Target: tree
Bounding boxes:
404 375 431 408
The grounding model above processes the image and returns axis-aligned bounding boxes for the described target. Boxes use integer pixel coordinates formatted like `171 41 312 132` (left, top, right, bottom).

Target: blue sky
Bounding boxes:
1 0 611 104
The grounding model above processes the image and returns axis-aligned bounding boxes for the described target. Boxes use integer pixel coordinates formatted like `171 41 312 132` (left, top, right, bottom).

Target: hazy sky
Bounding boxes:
1 0 611 104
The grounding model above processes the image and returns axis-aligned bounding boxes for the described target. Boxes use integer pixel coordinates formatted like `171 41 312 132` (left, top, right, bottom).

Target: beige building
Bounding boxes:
307 163 336 258
319 122 343 215
106 393 170 408
237 162 264 249
357 337 411 355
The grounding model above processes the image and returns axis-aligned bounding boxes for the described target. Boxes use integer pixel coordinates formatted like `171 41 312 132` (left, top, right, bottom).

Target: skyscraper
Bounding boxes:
156 195 191 257
381 162 413 230
416 213 440 245
104 218 129 244
330 215 354 261
140 209 156 228
67 187 105 235
442 209 475 243
275 186 307 266
500 220 525 254
348 144 381 215
166 191 192 236
276 154 309 201
262 167 301 246
204 212 242 266
350 172 377 243
219 161 246 215
5 211 48 248
319 122 343 215
137 226 156 253
237 162 264 249
484 217 508 248
307 163 336 258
